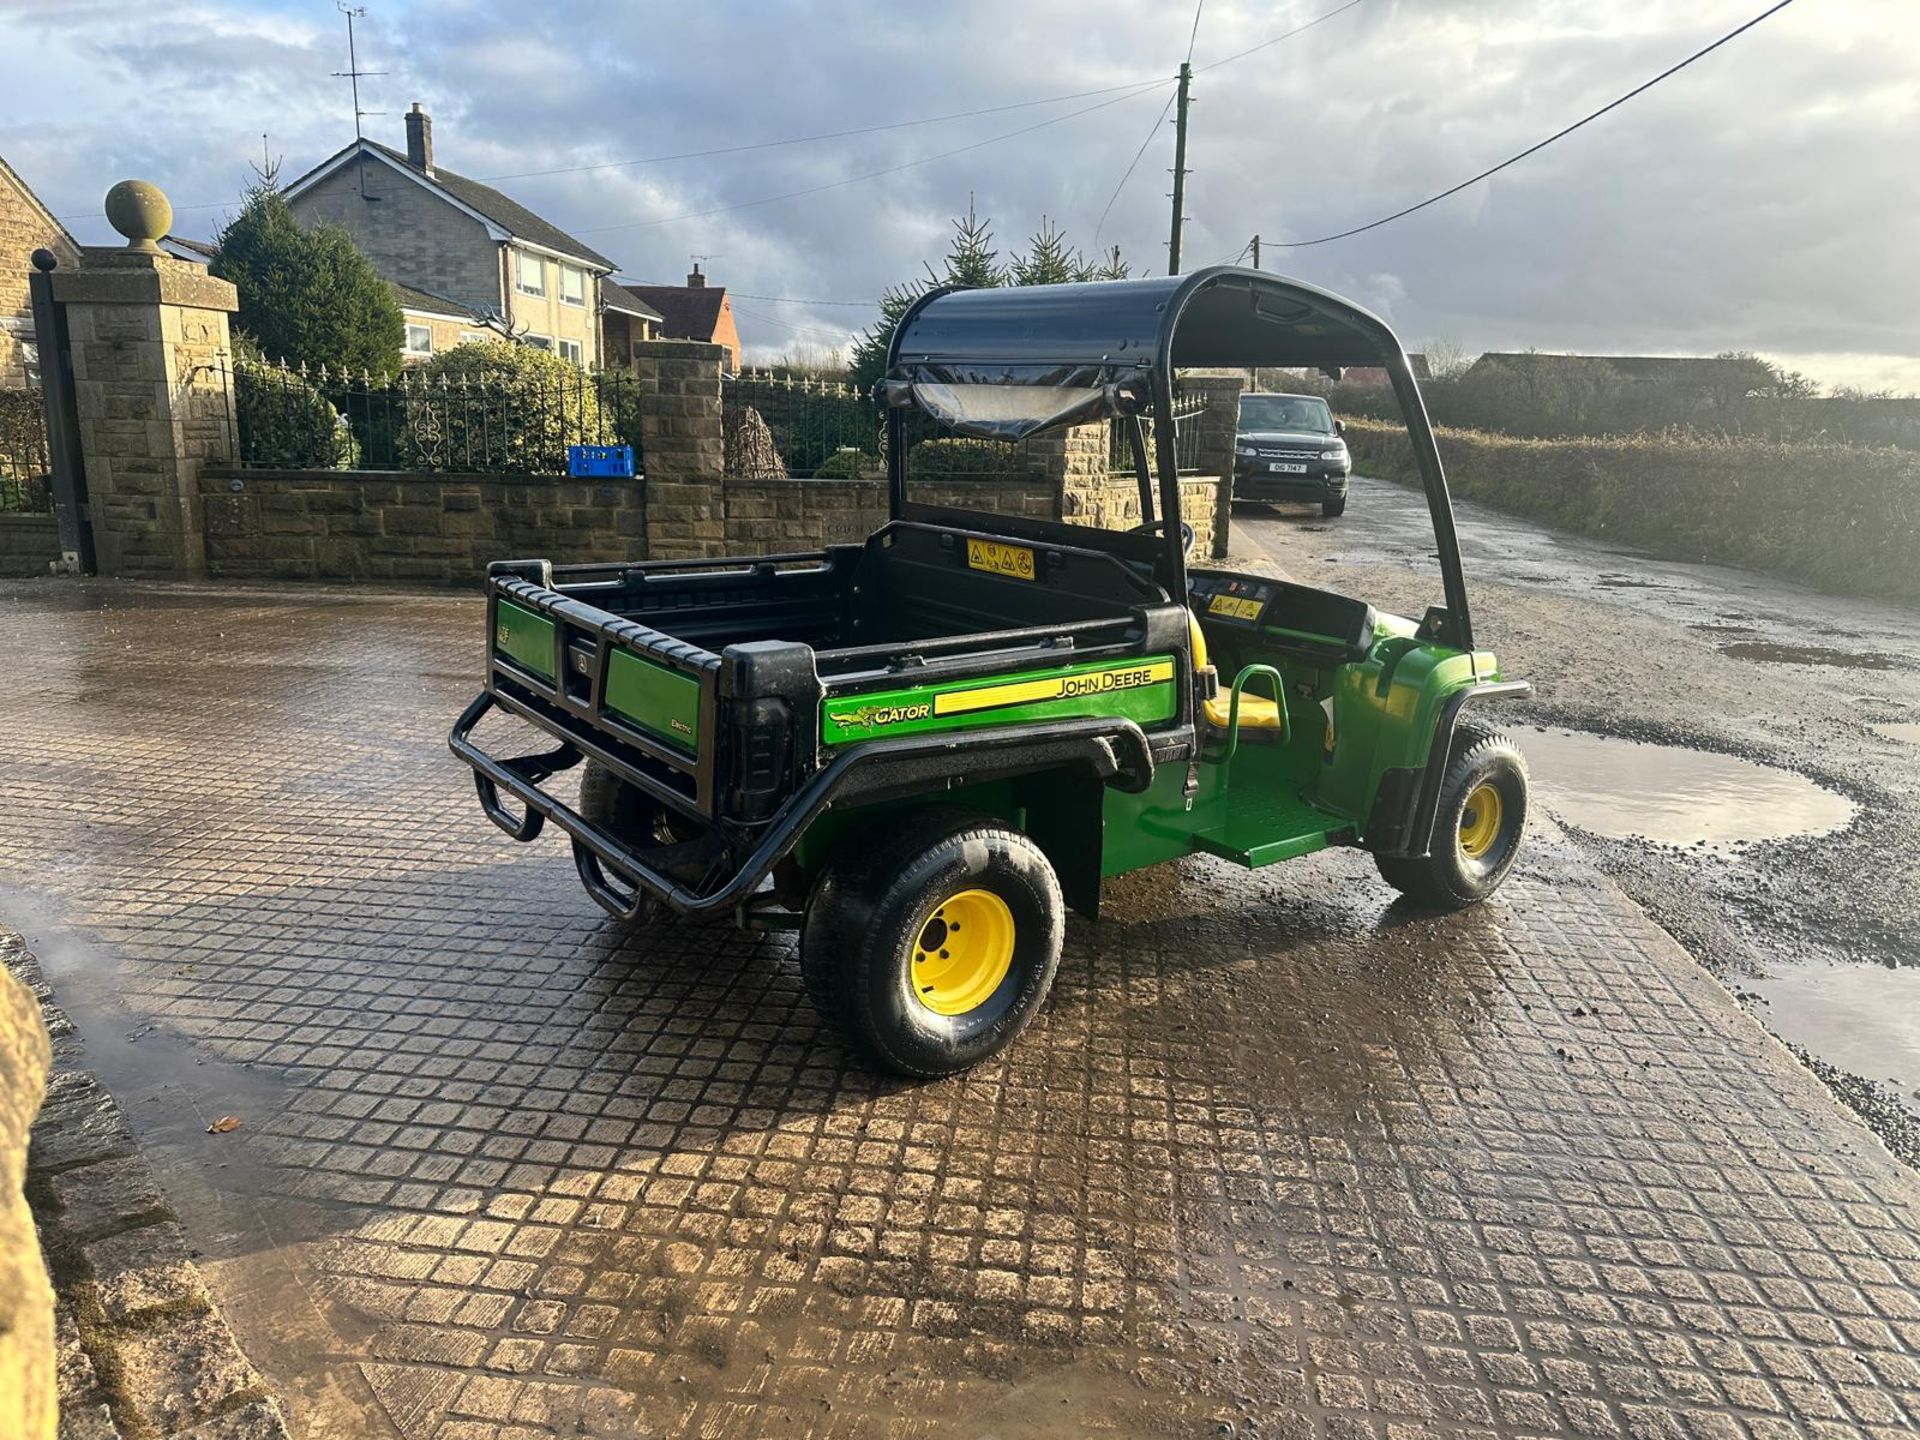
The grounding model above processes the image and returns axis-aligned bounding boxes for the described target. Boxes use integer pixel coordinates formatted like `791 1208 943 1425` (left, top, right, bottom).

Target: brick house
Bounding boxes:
0 156 80 386
282 105 621 367
621 265 742 371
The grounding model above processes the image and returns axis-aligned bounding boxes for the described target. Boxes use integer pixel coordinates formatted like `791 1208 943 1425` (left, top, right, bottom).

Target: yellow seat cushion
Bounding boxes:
1189 612 1284 731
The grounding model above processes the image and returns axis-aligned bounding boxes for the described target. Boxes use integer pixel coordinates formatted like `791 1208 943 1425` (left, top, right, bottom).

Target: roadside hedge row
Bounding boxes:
1345 419 1920 603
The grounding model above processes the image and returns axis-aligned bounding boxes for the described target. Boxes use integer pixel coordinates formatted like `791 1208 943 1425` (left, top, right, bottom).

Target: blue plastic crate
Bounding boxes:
567 444 635 478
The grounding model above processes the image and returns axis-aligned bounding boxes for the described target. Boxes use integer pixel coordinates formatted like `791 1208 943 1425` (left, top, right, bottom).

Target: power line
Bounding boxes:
1093 0 1363 250
1267 0 1797 249
56 76 1178 223
1194 0 1369 73
1092 88 1179 246
1185 0 1206 67
479 78 1179 182
571 77 1174 236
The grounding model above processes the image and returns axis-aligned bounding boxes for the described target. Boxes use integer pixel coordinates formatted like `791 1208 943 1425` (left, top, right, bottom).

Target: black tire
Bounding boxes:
1321 493 1348 518
1375 726 1529 909
577 759 665 844
800 808 1064 1078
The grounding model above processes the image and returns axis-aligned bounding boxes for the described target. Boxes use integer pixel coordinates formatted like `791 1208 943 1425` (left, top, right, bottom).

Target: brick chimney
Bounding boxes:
405 103 434 175
686 262 706 288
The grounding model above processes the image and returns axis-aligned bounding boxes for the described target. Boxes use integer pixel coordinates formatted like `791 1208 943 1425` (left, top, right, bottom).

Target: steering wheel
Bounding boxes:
1129 519 1196 556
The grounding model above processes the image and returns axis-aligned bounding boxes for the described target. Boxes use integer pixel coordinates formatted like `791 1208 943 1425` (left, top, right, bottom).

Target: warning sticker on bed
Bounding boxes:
965 538 1035 580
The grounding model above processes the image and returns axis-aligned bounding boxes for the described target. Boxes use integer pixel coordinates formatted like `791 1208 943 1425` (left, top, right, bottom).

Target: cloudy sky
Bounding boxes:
2 0 1914 389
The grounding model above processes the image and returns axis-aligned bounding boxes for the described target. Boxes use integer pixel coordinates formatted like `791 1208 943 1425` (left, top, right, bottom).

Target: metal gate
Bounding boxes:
25 249 94 573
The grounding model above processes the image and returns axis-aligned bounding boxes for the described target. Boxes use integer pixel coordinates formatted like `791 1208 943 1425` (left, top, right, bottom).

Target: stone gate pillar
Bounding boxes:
50 181 236 576
1180 375 1244 558
632 339 727 560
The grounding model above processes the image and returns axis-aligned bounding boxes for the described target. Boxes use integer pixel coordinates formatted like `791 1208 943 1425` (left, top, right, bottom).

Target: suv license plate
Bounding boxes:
1272 462 1309 474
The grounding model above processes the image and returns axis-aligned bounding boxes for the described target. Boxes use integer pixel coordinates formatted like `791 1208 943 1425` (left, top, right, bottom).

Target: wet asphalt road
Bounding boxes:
1235 476 1920 1153
4 551 1920 1436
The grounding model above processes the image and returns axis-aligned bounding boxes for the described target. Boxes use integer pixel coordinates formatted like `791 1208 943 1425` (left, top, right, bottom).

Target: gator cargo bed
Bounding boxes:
479 509 1190 825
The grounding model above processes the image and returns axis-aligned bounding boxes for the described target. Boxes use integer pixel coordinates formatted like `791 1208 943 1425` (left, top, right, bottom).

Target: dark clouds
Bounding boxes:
1 0 1912 386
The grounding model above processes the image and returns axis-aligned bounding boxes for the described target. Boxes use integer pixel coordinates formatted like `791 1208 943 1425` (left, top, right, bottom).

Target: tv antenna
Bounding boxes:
332 3 387 195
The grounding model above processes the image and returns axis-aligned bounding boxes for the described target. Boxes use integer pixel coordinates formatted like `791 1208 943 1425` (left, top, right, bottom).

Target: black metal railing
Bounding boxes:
224 357 647 475
722 371 883 479
0 388 52 513
1107 391 1209 474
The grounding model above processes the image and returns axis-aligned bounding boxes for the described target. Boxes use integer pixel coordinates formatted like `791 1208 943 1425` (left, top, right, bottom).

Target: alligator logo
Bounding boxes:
829 701 933 731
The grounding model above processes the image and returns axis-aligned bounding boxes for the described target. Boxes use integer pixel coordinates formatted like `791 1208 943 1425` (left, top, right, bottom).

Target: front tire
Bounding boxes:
800 809 1064 1078
1375 726 1528 909
1321 492 1348 518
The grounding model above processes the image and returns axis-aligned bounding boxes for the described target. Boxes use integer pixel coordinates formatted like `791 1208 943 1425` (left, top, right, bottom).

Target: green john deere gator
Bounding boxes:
451 266 1531 1077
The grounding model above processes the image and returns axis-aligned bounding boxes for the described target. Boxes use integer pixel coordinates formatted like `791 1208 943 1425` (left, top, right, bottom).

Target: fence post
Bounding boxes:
48 182 237 576
631 339 727 560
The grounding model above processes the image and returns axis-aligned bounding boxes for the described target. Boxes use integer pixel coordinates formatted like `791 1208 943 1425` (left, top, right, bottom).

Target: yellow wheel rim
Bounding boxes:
1459 783 1505 861
911 888 1015 1017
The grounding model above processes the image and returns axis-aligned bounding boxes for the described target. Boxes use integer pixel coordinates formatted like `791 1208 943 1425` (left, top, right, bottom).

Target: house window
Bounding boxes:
560 265 586 307
404 324 433 357
457 330 490 346
557 338 583 365
514 250 546 297
523 334 553 350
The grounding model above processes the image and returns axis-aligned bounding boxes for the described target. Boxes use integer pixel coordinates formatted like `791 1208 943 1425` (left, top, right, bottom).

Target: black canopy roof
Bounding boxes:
887 266 1403 384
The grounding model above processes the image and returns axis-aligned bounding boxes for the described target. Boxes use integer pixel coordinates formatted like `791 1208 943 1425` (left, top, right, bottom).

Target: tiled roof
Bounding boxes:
619 281 728 344
384 278 488 321
599 278 665 323
361 141 618 271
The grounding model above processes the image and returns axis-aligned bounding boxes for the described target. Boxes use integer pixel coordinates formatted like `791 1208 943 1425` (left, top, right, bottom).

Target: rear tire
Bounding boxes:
578 759 662 843
1375 726 1528 909
800 809 1064 1078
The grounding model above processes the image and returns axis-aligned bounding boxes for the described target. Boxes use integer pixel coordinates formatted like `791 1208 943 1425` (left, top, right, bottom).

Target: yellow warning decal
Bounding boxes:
965 537 1036 580
934 659 1175 717
1208 593 1264 621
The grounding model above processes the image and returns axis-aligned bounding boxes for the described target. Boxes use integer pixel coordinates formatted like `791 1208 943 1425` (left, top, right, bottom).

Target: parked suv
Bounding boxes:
1233 392 1351 517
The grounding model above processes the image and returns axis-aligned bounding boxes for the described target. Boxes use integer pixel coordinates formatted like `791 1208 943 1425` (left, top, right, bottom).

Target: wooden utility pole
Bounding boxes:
1167 62 1192 273
1250 234 1261 268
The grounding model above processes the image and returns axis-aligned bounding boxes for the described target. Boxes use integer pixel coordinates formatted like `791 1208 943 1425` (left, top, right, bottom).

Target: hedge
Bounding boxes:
1345 419 1920 603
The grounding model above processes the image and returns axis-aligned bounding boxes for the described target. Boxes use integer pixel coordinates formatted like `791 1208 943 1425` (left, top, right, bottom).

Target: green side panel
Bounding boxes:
821 654 1178 746
494 599 555 681
605 649 702 754
1311 624 1504 837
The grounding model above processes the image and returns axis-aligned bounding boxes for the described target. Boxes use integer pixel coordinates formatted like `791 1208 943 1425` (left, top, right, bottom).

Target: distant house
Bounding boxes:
599 279 666 368
620 265 742 371
0 155 81 386
1470 352 1775 397
280 105 618 367
1339 353 1429 389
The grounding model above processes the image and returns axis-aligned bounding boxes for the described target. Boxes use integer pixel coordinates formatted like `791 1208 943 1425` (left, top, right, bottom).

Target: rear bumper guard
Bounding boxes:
450 691 1158 921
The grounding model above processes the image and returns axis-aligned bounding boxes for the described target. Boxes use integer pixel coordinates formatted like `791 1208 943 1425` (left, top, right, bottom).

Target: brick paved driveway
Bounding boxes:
3 579 1918 1439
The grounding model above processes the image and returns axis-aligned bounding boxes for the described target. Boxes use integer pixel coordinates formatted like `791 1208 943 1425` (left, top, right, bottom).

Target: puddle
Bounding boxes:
1597 575 1667 590
1519 728 1856 849
1873 722 1920 746
1721 641 1902 671
1688 622 1760 637
1749 961 1920 1111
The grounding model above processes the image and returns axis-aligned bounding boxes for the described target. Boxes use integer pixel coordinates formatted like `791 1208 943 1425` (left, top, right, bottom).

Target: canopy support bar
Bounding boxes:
1388 354 1475 651
1127 416 1154 527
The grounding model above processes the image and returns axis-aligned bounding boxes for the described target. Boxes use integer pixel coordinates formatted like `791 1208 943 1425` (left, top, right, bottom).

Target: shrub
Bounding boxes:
1345 418 1920 603
213 172 405 377
0 389 50 509
233 361 358 469
906 436 1044 483
813 447 880 480
398 342 604 473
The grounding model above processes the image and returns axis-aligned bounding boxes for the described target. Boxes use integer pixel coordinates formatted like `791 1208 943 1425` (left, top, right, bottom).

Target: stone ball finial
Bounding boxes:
30 248 59 273
104 179 172 253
